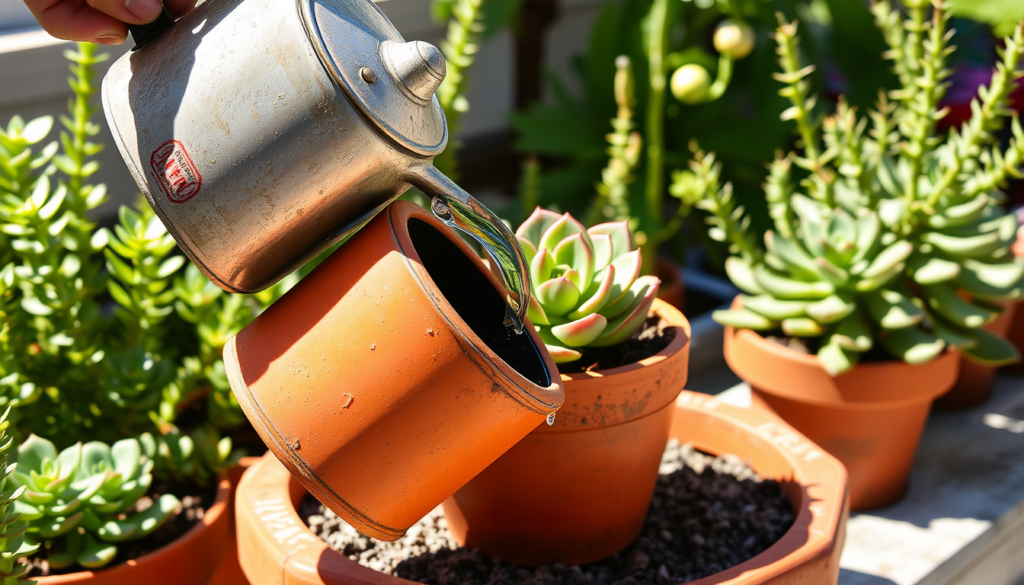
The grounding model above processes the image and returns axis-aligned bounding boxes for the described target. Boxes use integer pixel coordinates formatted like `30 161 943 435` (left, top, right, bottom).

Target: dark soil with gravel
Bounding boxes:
300 440 795 585
25 481 216 577
558 315 677 374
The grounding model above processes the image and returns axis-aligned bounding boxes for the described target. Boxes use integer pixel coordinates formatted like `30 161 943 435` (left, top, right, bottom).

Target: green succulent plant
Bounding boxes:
0 409 36 584
515 208 661 363
11 435 177 570
706 2 1024 376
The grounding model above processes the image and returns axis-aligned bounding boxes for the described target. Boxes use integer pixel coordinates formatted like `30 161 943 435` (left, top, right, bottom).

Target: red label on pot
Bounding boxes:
151 140 202 204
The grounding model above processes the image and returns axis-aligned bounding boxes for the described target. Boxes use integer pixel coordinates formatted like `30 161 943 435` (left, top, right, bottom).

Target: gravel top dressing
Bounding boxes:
301 440 795 585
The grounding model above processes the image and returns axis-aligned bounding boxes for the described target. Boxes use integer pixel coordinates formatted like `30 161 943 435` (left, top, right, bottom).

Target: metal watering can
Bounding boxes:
101 0 530 326
101 0 564 540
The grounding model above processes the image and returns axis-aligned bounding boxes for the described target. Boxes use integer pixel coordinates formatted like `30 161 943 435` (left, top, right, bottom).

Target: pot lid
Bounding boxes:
300 0 448 156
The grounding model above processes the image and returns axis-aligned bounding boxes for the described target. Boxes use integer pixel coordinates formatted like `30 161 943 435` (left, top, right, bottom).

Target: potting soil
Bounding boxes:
301 439 795 584
557 315 676 374
25 481 216 577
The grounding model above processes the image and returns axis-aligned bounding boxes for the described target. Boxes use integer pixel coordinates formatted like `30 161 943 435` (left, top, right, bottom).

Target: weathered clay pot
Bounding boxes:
441 298 690 565
224 201 564 542
656 258 685 310
37 476 232 585
936 301 1017 409
724 325 958 511
234 391 849 585
209 456 265 585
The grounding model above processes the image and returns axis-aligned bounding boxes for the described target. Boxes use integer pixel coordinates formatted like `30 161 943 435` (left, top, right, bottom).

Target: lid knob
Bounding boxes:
381 40 447 102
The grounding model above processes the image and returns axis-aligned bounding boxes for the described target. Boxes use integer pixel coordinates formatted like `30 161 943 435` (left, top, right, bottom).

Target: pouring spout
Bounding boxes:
409 165 533 333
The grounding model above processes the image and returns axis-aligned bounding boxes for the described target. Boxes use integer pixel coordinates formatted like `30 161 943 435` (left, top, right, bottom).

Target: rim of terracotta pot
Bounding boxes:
538 298 691 433
724 326 959 410
387 202 564 414
37 475 232 584
235 391 849 585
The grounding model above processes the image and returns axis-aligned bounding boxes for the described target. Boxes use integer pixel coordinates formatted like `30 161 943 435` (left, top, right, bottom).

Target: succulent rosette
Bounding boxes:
515 208 661 363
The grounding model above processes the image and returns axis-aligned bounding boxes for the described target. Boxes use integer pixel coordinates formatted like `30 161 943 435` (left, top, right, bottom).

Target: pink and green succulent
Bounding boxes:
516 208 661 364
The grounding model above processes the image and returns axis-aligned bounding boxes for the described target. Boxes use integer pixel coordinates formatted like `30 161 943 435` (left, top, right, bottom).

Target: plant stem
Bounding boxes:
642 0 672 273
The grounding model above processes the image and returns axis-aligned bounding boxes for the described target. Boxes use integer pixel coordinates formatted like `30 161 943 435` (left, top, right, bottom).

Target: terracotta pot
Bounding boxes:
656 258 684 310
210 456 264 585
224 201 564 542
724 325 958 511
234 391 848 585
37 476 232 584
937 301 1017 409
440 298 689 565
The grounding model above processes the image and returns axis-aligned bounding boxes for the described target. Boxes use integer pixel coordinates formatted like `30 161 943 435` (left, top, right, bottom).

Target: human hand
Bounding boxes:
22 0 197 45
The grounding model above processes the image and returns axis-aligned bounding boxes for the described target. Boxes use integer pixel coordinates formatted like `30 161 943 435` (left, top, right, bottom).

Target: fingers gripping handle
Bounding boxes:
129 6 175 50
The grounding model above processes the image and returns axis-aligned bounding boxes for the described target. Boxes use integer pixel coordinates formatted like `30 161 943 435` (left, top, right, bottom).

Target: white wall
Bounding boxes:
0 0 601 219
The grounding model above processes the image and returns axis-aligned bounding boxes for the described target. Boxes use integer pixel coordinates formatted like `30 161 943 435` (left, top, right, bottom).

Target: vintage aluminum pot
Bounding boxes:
224 201 564 541
101 0 530 324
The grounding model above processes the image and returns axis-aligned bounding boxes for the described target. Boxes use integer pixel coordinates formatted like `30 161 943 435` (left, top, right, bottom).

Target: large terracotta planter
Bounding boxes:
724 326 958 511
234 391 849 585
225 201 563 542
37 476 232 585
936 301 1017 409
441 298 690 565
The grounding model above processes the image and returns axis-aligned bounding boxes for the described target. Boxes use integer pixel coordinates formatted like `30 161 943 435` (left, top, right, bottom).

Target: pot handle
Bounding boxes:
409 165 533 334
128 6 175 50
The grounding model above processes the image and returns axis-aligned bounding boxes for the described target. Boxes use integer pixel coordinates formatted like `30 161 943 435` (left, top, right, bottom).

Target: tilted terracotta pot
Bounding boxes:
441 298 689 565
224 201 564 542
936 301 1017 409
724 325 958 511
37 476 231 585
234 391 849 585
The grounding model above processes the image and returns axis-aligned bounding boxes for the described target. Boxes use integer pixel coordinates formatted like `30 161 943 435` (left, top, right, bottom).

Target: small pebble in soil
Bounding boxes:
300 439 795 585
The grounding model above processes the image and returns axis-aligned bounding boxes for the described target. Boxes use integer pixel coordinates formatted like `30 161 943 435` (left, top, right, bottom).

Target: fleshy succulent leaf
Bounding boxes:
530 248 557 286
588 222 632 270
724 257 764 295
713 308 776 330
880 327 945 365
553 232 595 292
551 313 608 347
516 207 562 247
569 265 616 319
527 296 549 326
17 435 58 475
590 277 659 347
516 236 537 265
963 327 1021 366
818 337 857 376
536 277 581 317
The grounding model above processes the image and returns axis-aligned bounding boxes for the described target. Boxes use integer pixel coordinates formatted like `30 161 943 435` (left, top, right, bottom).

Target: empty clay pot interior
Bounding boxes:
408 218 551 388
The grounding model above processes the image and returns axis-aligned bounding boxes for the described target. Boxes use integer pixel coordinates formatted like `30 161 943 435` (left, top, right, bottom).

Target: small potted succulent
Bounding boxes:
705 1 1024 509
436 208 690 566
13 435 230 584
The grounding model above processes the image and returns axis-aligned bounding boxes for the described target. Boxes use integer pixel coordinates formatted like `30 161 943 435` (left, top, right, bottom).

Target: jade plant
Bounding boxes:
516 208 661 363
704 2 1024 375
11 435 176 569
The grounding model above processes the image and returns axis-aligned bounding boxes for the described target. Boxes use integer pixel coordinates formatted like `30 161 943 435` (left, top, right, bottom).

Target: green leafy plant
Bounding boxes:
12 435 176 569
516 208 661 362
707 2 1024 375
0 409 36 584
